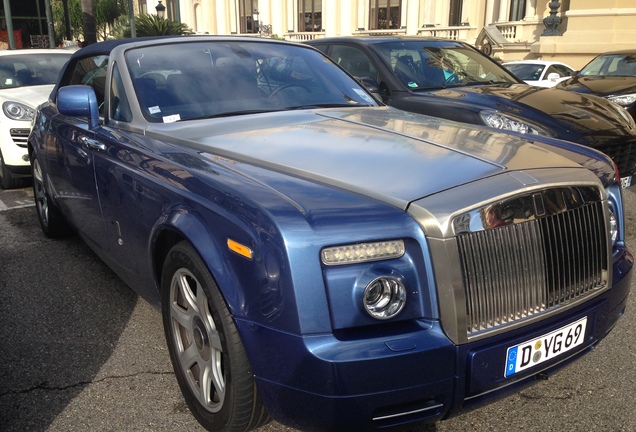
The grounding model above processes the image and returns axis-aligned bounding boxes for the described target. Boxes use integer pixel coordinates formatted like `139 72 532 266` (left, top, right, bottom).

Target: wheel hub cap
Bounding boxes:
192 315 211 361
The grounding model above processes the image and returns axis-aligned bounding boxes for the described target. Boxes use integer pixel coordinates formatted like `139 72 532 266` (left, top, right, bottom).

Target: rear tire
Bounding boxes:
31 155 71 238
161 241 270 432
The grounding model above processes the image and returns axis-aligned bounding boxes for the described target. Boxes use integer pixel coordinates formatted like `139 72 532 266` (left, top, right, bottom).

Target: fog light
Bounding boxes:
363 276 406 320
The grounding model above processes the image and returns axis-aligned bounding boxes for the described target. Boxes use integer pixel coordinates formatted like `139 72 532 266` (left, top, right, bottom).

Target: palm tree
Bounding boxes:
80 0 97 45
114 13 193 37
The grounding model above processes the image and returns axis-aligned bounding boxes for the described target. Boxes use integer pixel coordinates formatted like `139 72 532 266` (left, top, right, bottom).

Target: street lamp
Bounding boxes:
252 9 260 35
155 0 166 19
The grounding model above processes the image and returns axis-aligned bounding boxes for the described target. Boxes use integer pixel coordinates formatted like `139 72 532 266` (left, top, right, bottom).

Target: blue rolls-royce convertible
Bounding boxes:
28 36 633 431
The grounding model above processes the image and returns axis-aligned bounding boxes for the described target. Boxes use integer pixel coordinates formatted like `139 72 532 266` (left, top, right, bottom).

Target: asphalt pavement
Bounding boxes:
1 184 635 432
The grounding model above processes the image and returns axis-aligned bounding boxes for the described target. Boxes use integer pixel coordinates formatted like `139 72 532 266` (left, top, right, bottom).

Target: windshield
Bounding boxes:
580 53 636 77
0 53 71 89
373 41 518 90
125 41 378 122
504 63 545 81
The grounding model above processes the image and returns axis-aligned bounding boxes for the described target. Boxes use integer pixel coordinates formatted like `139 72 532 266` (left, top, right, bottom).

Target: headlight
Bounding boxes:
608 93 636 107
363 276 406 319
3 101 35 121
321 240 405 266
479 110 551 136
604 97 636 128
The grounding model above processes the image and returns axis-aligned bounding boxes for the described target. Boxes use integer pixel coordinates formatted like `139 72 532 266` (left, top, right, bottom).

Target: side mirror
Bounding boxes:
57 85 100 130
356 76 383 103
547 72 561 82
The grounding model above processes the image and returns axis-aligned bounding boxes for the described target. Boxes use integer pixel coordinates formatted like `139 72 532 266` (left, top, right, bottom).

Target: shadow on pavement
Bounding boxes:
0 207 138 431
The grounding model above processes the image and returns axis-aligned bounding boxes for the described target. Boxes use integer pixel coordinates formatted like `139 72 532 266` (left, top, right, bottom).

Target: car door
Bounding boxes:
88 62 168 292
46 54 110 250
316 43 393 102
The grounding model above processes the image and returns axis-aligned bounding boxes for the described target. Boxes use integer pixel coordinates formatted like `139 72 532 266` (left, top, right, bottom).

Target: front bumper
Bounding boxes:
236 248 632 431
0 121 30 168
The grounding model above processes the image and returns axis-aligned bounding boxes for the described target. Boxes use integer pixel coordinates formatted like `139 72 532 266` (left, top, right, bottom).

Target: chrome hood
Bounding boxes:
150 107 585 209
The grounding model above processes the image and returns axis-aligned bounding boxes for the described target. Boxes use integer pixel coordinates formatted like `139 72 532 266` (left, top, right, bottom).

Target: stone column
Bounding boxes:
498 0 509 22
523 0 537 21
405 0 420 34
485 0 496 25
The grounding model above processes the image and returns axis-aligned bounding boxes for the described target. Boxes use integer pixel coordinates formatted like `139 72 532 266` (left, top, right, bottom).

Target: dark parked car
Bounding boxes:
29 36 632 432
556 50 636 121
307 37 636 189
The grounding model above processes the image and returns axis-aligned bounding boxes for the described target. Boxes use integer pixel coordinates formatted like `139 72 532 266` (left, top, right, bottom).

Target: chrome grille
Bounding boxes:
456 194 608 336
10 128 30 148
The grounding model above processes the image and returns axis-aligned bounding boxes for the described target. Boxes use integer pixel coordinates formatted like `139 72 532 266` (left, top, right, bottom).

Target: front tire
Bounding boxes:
161 241 269 432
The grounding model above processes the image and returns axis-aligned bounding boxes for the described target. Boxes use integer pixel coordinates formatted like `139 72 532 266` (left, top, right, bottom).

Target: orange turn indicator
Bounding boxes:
227 238 253 259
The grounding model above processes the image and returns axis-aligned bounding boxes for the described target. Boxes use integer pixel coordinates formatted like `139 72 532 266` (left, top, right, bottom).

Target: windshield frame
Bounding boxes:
372 40 520 90
580 53 636 77
124 40 378 123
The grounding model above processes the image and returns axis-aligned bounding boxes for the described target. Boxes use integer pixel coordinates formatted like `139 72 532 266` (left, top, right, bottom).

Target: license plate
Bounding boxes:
621 175 632 189
504 317 587 377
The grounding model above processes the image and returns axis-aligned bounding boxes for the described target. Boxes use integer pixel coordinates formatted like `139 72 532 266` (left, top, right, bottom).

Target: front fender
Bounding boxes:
151 206 247 315
391 94 484 125
150 203 305 334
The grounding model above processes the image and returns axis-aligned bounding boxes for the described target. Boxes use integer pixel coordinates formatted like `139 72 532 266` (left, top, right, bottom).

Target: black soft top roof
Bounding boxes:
70 34 299 60
70 36 174 59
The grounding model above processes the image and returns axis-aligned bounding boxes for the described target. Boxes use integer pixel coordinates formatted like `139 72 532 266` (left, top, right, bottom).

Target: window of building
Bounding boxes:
449 0 463 26
299 0 322 32
369 0 401 30
240 0 259 34
509 0 526 21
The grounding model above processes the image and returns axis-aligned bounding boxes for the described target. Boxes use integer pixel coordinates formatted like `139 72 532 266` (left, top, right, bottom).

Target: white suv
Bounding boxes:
0 49 72 189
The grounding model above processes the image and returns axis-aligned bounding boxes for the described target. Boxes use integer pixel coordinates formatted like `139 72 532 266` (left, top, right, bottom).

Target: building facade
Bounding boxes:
138 0 636 68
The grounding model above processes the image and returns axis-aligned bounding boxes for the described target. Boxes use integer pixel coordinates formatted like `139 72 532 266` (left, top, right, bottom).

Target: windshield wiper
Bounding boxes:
286 103 370 110
433 80 512 88
187 109 283 120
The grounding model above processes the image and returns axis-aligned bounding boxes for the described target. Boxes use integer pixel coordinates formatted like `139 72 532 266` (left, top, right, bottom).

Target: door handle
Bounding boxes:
78 135 107 151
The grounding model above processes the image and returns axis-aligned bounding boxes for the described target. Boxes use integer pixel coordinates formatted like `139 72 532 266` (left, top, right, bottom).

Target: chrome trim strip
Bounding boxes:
452 186 602 234
372 403 444 421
